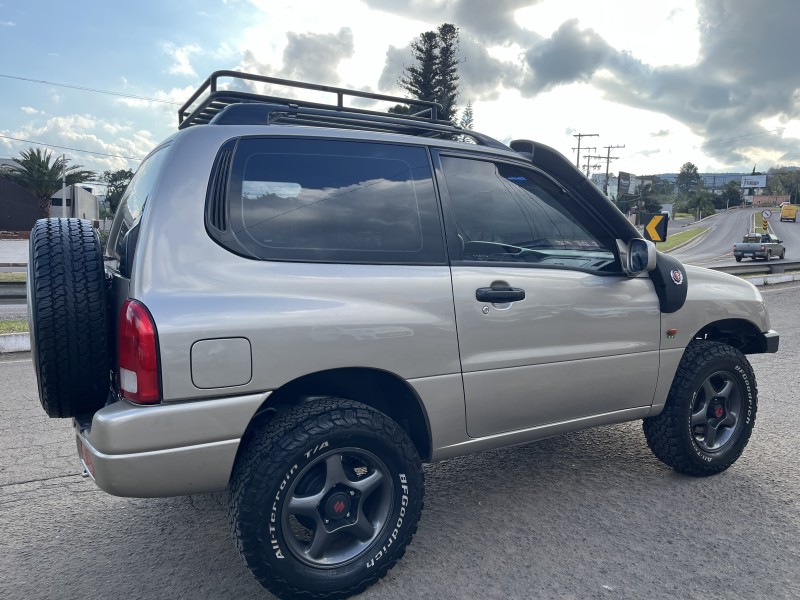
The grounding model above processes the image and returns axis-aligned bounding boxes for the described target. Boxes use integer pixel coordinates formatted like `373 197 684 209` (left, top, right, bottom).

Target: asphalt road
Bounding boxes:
669 207 800 267
2 285 799 600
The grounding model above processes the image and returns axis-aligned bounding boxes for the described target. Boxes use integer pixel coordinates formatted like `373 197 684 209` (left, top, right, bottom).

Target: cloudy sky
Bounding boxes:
1 0 798 184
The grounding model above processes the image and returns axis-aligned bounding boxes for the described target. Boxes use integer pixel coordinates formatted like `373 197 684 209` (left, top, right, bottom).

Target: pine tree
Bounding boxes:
396 31 439 115
459 101 474 130
395 23 462 122
435 23 460 121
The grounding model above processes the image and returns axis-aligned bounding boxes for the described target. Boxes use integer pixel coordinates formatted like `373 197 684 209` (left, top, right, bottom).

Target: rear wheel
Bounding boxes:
28 218 109 418
734 256 742 262
643 341 757 476
229 398 424 600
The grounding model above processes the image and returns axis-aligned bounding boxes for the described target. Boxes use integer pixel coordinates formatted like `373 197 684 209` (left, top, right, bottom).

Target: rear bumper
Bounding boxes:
75 392 267 497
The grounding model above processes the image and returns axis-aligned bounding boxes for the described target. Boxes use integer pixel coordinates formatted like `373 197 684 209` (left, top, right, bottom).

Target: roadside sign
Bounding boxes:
643 212 669 242
762 209 772 219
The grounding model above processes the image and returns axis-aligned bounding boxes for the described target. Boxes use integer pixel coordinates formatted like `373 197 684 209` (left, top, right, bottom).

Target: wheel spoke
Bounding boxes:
287 493 324 519
324 454 350 490
305 525 335 560
702 379 718 401
716 379 734 402
719 410 737 429
691 404 710 427
704 421 720 448
350 469 384 498
349 508 377 542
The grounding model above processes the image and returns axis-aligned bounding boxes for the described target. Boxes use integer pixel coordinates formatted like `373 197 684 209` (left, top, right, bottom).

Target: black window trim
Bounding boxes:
204 135 449 266
431 148 628 276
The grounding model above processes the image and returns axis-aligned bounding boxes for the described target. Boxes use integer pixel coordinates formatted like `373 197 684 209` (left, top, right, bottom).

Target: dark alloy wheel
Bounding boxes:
229 398 424 600
689 370 743 452
643 341 757 476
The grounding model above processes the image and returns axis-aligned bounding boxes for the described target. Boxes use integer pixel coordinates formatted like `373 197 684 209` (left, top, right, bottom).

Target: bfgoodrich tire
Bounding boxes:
229 399 424 600
28 218 109 418
643 341 757 476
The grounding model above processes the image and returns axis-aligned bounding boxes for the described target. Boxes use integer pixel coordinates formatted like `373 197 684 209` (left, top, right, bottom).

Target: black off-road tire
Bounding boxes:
28 218 109 418
780 248 786 259
229 398 424 600
734 256 742 262
643 341 757 476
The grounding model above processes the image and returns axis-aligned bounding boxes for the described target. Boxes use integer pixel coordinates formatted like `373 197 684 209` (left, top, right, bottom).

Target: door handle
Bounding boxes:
475 287 525 303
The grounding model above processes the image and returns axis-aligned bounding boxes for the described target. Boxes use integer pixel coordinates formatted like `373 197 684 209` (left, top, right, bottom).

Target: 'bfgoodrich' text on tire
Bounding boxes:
28 218 109 418
229 398 424 600
642 340 757 476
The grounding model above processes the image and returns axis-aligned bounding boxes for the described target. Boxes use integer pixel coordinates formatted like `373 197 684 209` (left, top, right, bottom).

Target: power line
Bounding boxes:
0 133 143 161
697 128 786 149
0 73 182 106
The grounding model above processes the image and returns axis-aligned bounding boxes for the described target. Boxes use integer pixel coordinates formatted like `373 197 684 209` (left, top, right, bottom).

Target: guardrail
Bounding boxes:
0 281 26 300
713 260 800 276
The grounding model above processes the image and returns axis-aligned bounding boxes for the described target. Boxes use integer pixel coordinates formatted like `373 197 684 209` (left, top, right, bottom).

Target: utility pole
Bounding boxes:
600 144 625 195
584 154 602 178
61 154 67 219
572 133 599 169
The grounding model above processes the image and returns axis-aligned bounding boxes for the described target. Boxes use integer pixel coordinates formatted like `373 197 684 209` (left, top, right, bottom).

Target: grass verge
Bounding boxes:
656 227 708 252
0 320 28 334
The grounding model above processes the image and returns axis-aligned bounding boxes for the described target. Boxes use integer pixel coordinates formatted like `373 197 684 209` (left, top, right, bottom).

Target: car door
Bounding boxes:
434 151 662 438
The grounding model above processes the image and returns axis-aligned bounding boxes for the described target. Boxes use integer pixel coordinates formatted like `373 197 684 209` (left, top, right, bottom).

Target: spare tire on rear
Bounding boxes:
28 218 110 418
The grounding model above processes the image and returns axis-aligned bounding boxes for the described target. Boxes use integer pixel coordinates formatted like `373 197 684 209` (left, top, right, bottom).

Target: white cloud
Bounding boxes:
20 106 42 115
0 20 15 27
164 43 202 77
3 114 157 172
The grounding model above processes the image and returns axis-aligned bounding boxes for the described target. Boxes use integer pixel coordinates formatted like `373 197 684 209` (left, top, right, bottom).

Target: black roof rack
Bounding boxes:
178 70 509 150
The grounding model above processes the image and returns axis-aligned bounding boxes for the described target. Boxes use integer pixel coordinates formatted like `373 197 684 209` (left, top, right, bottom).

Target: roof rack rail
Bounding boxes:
178 70 509 150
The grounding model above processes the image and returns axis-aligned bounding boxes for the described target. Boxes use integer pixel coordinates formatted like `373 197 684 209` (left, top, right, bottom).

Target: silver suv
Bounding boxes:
27 71 779 600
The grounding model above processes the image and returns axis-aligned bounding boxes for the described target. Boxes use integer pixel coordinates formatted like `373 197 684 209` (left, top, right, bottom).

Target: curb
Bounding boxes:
0 332 31 353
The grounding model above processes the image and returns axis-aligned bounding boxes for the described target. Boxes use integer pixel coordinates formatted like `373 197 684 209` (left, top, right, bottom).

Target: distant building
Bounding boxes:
50 185 101 221
0 177 40 233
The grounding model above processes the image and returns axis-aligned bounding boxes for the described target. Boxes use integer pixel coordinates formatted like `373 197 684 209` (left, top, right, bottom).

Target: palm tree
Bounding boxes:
0 147 96 217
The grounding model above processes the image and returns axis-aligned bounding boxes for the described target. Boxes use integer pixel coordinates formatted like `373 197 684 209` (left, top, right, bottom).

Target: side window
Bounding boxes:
221 138 444 264
108 145 169 260
440 156 620 273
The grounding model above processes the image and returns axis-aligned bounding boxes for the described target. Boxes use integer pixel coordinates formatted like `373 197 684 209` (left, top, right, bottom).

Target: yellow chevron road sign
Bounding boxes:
643 213 669 242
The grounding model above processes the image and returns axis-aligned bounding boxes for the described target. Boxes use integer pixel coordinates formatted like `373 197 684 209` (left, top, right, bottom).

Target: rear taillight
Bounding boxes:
761 245 765 251
117 299 160 404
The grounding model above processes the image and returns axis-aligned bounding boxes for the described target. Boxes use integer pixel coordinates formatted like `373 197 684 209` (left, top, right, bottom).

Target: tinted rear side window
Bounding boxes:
108 145 169 260
217 138 444 264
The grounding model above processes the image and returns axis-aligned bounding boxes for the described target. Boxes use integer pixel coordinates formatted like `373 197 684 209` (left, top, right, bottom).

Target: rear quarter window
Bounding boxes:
107 145 169 261
210 138 445 264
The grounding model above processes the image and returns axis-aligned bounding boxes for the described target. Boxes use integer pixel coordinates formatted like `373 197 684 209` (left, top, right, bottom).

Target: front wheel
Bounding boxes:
229 399 424 600
643 341 757 476
780 248 786 259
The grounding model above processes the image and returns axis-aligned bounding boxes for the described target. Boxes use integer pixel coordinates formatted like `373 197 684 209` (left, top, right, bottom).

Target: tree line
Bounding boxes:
613 161 796 219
